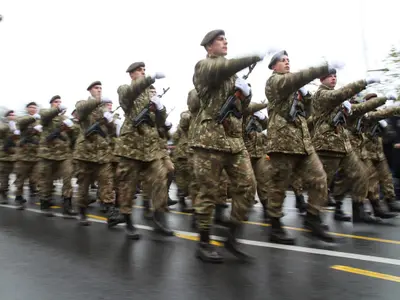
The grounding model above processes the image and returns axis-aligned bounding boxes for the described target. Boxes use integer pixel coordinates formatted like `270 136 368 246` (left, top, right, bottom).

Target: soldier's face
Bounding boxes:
273 56 290 73
51 99 61 109
207 35 228 56
27 105 38 115
149 88 157 98
130 67 146 80
106 103 112 111
322 74 337 89
7 112 16 121
90 85 102 99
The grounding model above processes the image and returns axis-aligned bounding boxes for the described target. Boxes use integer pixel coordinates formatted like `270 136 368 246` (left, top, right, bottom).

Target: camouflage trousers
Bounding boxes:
187 153 199 205
192 148 256 230
0 161 14 195
290 176 303 197
319 151 367 203
38 158 73 200
142 156 173 201
75 160 114 208
264 152 327 218
251 156 269 208
174 158 190 197
363 158 395 201
14 160 39 197
116 157 168 214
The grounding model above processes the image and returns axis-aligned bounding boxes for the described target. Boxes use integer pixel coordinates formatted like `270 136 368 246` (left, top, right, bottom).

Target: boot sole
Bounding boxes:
196 253 224 263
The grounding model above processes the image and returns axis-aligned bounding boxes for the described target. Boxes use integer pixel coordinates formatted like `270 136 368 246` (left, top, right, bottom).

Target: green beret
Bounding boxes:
320 68 337 81
87 81 102 91
268 50 288 70
126 62 145 73
49 95 61 104
200 29 225 46
26 101 37 107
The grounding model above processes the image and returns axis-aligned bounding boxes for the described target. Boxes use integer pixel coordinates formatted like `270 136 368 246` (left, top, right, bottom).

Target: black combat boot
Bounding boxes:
40 199 54 217
224 222 253 262
179 196 194 213
29 186 38 197
352 202 381 223
142 199 153 220
385 199 400 212
214 204 230 226
15 195 27 210
295 194 307 213
269 218 296 245
107 204 125 228
191 213 197 229
78 207 90 226
333 200 351 221
124 214 141 240
196 230 223 263
304 212 335 243
167 197 178 206
153 210 174 236
370 200 398 219
62 197 77 219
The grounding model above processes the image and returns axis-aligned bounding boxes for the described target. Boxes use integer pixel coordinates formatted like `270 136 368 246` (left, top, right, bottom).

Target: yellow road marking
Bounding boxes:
31 202 400 245
331 265 400 283
174 232 223 247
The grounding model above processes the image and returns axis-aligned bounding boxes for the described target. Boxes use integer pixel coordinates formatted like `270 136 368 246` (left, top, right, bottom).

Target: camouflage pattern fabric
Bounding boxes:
0 122 17 162
16 115 40 162
75 161 114 208
187 153 199 205
38 158 73 200
13 161 38 197
0 161 14 195
319 152 367 203
362 158 394 201
116 157 168 214
192 148 255 230
290 175 303 197
264 152 327 218
251 156 269 207
265 65 329 155
174 158 190 197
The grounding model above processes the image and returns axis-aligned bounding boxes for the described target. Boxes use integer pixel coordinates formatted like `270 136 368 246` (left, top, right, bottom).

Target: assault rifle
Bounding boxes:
85 105 121 138
133 87 170 127
46 126 67 143
216 63 256 124
289 92 306 122
3 136 17 153
245 116 262 135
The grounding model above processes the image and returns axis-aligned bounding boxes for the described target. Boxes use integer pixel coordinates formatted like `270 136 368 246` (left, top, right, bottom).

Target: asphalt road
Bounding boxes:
0 184 399 300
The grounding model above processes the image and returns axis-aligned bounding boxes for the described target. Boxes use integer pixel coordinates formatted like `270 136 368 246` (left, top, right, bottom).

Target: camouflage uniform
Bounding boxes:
115 74 172 235
312 81 369 221
0 122 17 204
14 114 41 204
264 64 333 243
37 108 76 216
242 102 269 215
191 51 261 261
360 106 400 214
74 98 121 225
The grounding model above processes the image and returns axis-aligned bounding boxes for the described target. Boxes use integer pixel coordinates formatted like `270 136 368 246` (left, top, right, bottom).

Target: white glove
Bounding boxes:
63 119 74 128
253 111 266 120
366 75 381 85
386 92 397 100
235 78 251 97
150 96 164 110
151 72 166 80
326 58 345 70
378 120 388 128
13 129 21 135
114 118 122 126
58 105 67 112
34 125 43 132
299 86 309 97
33 113 41 120
9 120 16 131
101 97 112 104
165 120 172 127
103 111 113 123
342 100 352 114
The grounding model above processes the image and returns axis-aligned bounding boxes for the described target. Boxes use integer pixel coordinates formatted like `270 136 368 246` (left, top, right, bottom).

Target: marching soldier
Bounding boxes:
0 110 19 204
191 29 263 262
14 102 42 208
115 62 173 238
37 95 77 217
263 50 340 244
74 82 123 226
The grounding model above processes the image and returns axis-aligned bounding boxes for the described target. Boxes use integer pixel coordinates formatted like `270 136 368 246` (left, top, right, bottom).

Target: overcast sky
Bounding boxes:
1 0 399 129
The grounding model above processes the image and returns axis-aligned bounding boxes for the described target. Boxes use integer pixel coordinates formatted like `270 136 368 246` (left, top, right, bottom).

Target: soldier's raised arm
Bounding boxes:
245 102 268 115
350 95 387 118
75 99 102 121
40 108 62 125
317 80 367 109
17 115 37 131
365 106 400 122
